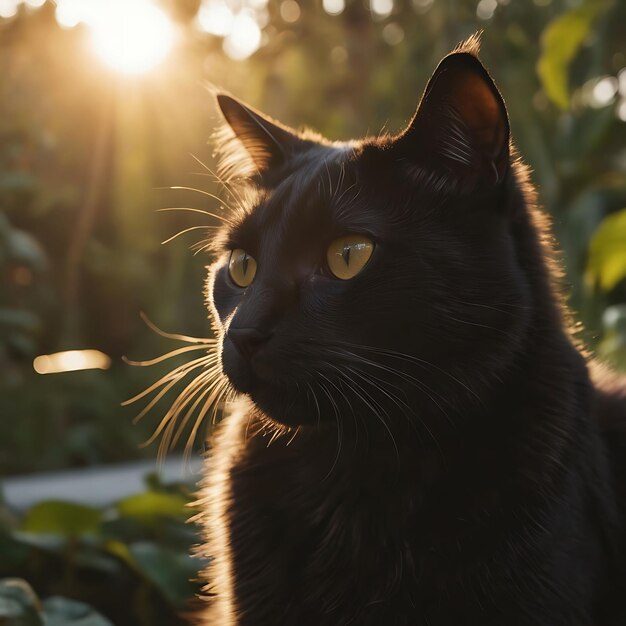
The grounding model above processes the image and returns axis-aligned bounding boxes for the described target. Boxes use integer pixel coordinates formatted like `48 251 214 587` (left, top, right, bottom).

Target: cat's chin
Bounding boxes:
246 384 315 428
221 366 301 426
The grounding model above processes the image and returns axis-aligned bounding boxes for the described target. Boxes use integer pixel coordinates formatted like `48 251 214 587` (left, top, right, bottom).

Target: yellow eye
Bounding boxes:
326 235 374 280
228 249 257 287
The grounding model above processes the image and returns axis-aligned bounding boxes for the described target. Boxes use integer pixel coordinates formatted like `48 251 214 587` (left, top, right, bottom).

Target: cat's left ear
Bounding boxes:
216 94 306 182
395 51 509 188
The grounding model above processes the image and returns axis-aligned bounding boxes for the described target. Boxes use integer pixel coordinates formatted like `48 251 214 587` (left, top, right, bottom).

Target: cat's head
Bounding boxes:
207 38 535 433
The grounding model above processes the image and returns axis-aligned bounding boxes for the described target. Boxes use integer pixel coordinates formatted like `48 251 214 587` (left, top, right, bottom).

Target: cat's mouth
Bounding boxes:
221 337 315 425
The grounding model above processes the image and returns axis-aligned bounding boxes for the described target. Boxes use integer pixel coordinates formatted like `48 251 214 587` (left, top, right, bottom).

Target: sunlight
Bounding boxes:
34 350 111 375
89 0 174 74
55 0 174 74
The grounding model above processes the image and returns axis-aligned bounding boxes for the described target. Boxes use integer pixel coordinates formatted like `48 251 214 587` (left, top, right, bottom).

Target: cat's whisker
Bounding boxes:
157 206 226 219
161 225 220 246
324 346 450 406
317 376 343 479
449 298 531 315
334 185 362 221
181 378 231 463
323 160 334 201
346 365 436 451
168 371 226 450
330 163 346 208
157 204 231 225
167 376 220 451
155 187 238 220
333 181 357 211
331 339 480 403
307 381 321 430
123 344 214 368
129 360 215 427
318 369 365 462
156 365 223 445
446 315 519 339
324 346 454 443
337 367 400 447
328 364 399 462
139 311 215 344
123 355 215 408
188 153 249 215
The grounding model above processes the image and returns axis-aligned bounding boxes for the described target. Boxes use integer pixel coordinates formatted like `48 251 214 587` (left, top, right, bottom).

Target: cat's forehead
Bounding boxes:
230 142 359 244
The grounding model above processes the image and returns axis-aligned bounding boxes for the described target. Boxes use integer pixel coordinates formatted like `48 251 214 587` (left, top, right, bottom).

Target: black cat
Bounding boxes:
194 36 626 625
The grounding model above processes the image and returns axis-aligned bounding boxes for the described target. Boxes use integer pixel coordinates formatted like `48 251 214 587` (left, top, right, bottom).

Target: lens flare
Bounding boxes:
88 0 174 75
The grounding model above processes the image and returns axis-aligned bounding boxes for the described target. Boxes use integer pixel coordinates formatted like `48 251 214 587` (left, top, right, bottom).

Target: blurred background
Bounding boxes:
0 0 625 623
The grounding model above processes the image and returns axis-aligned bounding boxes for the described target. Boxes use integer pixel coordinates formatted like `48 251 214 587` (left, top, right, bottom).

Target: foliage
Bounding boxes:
587 207 626 291
0 474 204 626
537 0 611 110
0 578 113 625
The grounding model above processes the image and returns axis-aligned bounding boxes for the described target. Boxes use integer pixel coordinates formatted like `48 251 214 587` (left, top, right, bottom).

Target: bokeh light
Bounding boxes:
223 11 262 60
323 0 345 16
34 350 111 375
370 0 393 18
197 0 234 37
0 0 18 18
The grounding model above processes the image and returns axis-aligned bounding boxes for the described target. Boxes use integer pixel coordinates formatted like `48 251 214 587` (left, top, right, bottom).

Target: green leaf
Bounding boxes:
0 579 43 626
587 208 626 291
537 1 609 109
127 542 197 608
41 597 112 626
21 501 102 537
116 492 189 524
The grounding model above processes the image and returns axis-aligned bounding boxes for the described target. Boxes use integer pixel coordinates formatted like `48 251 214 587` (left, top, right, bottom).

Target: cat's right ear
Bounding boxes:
216 94 304 183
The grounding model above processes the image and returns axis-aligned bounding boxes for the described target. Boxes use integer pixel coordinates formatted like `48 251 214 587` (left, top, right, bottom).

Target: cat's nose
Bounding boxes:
227 327 272 359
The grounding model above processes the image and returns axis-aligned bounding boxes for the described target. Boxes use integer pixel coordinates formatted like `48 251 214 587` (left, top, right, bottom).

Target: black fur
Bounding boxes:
196 39 626 625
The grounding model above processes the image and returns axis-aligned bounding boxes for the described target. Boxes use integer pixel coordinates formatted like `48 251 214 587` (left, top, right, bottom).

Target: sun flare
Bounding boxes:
53 0 175 74
87 0 174 74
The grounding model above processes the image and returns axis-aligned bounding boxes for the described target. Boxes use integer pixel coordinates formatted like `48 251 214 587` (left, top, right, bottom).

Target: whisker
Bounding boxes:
157 204 231 224
317 377 343 480
139 311 215 344
161 225 219 246
332 339 480 403
181 378 231 463
334 367 400 462
123 344 214 368
122 355 215 407
307 381 321 430
150 369 223 459
188 153 249 212
157 207 226 219
160 366 222 439
168 372 226 449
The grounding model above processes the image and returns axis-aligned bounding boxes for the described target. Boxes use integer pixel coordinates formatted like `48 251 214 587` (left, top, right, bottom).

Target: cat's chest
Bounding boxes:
225 437 423 622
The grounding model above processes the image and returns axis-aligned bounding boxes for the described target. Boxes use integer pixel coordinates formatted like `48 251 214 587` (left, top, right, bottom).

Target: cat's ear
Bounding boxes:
395 49 509 187
216 94 304 181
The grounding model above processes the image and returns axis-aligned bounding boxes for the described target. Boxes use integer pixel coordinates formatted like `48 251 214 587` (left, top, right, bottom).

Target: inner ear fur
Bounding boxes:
216 94 305 180
396 51 510 187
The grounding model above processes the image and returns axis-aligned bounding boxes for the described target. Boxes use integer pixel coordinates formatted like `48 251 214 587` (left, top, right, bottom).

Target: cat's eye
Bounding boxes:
229 249 257 288
326 235 374 280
